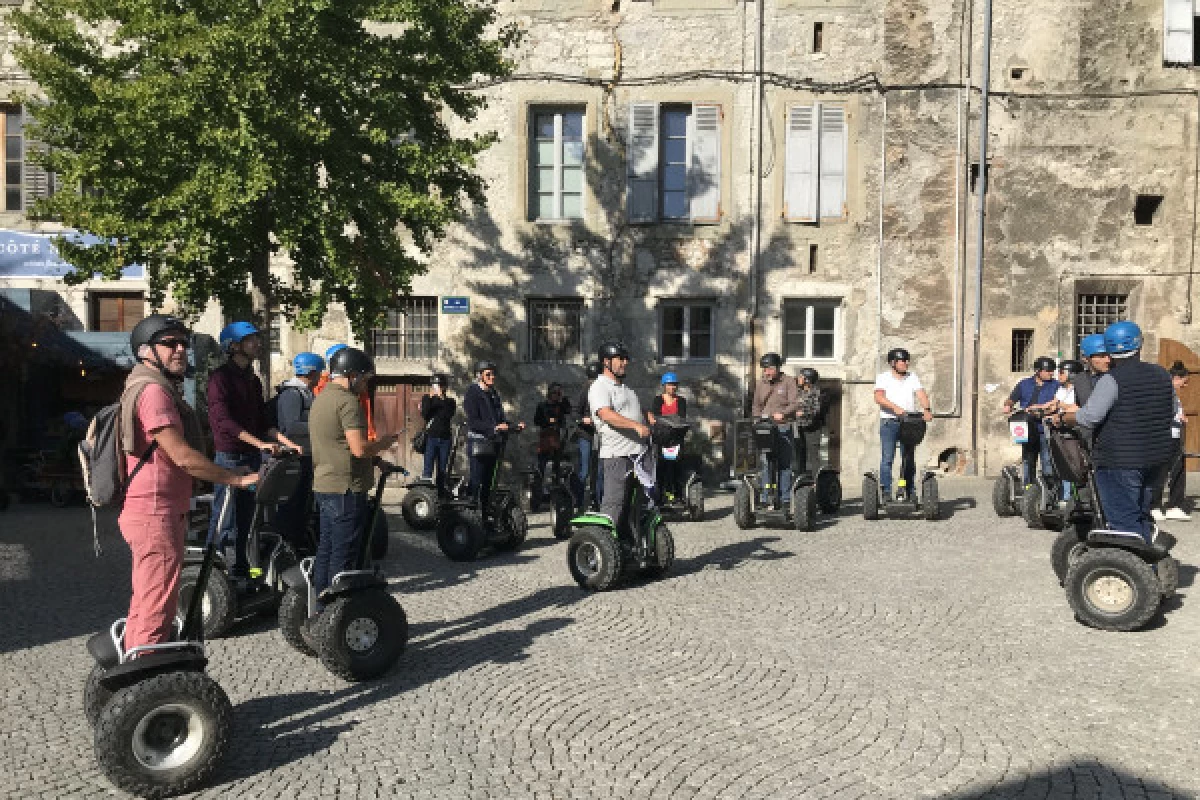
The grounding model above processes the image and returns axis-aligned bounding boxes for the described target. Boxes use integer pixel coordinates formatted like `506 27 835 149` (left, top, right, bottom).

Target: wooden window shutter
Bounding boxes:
818 106 847 219
689 104 722 222
784 105 818 222
626 102 660 224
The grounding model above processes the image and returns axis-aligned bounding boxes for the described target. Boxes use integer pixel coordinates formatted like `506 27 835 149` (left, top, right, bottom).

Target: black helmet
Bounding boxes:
887 348 911 364
759 353 783 369
474 359 497 375
430 374 449 387
598 341 630 361
329 347 375 378
1033 356 1056 373
585 362 601 380
130 313 190 353
1057 360 1084 376
799 367 820 385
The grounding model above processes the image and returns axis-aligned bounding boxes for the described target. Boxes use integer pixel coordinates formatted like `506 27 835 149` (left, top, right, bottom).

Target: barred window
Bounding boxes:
370 296 438 359
1075 293 1128 354
529 299 583 363
1010 329 1034 372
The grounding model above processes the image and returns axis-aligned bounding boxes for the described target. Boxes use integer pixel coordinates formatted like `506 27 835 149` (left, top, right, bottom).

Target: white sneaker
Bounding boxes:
1165 508 1192 521
1151 508 1166 522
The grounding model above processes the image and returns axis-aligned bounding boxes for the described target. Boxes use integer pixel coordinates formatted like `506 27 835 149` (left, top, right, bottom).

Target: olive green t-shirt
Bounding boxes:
311 383 373 494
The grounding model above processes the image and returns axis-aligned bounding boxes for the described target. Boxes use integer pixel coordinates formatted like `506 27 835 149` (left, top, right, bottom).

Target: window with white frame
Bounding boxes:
530 108 585 221
783 299 840 361
1164 0 1194 65
660 301 714 362
370 296 438 359
627 102 722 224
529 298 583 363
269 310 283 355
784 104 847 222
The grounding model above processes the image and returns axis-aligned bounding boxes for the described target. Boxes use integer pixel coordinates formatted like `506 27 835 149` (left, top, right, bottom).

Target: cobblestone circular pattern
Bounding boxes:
1 479 1198 798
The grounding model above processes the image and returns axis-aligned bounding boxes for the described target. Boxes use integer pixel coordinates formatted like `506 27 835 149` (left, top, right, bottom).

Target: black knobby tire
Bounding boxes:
401 486 439 531
687 482 705 521
550 489 574 540
644 524 675 579
93 670 232 799
862 476 880 521
733 482 755 529
1065 548 1161 632
1050 529 1084 586
494 498 528 551
992 475 1016 517
84 664 112 728
816 471 842 513
436 507 487 561
178 565 236 640
1021 482 1045 529
567 526 623 591
278 586 316 656
791 485 816 532
314 589 408 682
921 477 940 521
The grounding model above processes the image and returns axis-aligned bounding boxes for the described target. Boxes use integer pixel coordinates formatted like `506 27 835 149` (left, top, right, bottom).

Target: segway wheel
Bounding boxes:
401 485 439 531
84 663 112 728
278 586 316 656
1065 548 1161 632
567 526 623 591
644 524 675 579
370 511 389 561
494 498 528 551
733 482 755 529
791 485 817 532
815 471 842 514
178 565 235 640
921 477 940 521
687 481 705 522
992 475 1016 517
436 507 487 561
862 475 881 521
1050 529 1085 586
94 670 232 798
1021 483 1045 529
314 588 408 682
550 489 574 540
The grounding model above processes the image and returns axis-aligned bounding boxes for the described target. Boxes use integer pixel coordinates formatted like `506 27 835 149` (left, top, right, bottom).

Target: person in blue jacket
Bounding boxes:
1001 355 1060 487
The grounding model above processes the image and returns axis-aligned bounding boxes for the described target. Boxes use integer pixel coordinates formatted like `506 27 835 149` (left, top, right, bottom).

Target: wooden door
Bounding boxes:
372 378 432 475
1158 338 1200 471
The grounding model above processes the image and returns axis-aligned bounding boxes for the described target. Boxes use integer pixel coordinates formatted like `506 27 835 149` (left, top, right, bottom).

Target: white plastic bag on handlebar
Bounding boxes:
1010 419 1029 444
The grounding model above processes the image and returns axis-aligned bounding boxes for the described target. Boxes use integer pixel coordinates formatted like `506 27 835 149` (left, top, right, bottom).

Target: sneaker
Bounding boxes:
1151 508 1166 522
1165 507 1192 521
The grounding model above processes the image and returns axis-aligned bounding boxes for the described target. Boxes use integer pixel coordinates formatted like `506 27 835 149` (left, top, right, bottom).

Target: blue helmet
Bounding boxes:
325 343 348 363
1103 320 1142 355
661 372 678 386
1079 333 1107 358
293 352 325 376
219 321 259 353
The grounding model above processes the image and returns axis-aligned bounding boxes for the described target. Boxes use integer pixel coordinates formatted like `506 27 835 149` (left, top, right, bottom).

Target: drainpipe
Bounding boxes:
743 0 765 417
969 0 995 474
943 87 964 417
876 94 887 370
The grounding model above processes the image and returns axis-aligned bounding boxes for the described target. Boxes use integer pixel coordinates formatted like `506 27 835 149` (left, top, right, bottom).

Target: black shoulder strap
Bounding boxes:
124 440 159 488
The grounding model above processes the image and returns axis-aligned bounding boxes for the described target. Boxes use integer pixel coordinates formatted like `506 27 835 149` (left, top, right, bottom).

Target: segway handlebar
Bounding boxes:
373 457 410 478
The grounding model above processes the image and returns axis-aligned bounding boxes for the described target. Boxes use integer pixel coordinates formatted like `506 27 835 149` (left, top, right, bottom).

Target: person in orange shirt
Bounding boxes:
315 343 376 440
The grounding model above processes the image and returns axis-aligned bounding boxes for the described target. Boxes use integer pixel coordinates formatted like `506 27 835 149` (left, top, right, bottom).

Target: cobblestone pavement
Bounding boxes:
2 478 1199 799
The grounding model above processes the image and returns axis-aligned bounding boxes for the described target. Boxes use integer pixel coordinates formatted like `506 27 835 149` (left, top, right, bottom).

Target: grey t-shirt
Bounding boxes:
589 374 644 459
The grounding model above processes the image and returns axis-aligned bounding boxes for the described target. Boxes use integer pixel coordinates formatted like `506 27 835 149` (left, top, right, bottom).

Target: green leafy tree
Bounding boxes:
11 0 516 336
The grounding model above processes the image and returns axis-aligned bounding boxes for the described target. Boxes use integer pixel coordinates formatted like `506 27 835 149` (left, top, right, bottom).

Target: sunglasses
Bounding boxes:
154 337 190 351
482 371 495 377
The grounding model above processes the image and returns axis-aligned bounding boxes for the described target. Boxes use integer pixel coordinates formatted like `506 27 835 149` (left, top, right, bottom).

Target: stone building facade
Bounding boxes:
3 0 1200 479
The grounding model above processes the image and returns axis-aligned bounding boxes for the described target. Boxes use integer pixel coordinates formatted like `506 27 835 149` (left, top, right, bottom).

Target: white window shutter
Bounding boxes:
784 105 818 222
689 104 722 222
819 106 847 219
626 102 659 223
1164 0 1194 64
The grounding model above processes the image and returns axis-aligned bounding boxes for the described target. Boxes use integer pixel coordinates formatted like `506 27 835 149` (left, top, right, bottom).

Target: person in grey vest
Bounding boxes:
273 351 324 545
1060 321 1175 543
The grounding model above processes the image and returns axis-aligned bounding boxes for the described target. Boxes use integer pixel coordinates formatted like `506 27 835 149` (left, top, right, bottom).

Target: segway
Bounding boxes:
566 443 675 592
651 417 705 522
862 413 939 521
435 429 529 561
732 418 839 532
1048 420 1181 631
401 423 468 531
992 410 1031 516
523 421 577 539
177 449 303 639
83 491 236 798
277 460 410 681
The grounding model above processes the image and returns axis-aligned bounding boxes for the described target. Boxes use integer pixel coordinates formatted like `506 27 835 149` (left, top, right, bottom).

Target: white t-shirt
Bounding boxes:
874 370 924 420
589 374 644 459
1054 386 1075 406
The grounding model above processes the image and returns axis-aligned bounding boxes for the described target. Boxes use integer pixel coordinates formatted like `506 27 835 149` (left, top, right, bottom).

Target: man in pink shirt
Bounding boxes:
118 314 258 651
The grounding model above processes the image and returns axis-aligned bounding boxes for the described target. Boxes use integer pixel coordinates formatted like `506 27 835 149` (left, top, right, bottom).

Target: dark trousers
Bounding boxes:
657 454 682 500
273 455 313 549
313 490 369 596
422 436 452 492
759 424 794 503
1152 441 1187 510
470 455 498 514
1094 467 1161 543
1021 429 1053 486
209 450 261 577
600 456 635 537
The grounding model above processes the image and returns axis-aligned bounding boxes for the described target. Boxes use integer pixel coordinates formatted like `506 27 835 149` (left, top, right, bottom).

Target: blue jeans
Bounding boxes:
1093 467 1161 543
422 437 451 492
759 424 793 504
879 419 914 496
208 450 261 577
314 490 370 596
273 455 313 550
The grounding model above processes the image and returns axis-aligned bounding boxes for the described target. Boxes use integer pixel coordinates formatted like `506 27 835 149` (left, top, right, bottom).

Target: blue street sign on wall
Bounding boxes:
442 296 470 314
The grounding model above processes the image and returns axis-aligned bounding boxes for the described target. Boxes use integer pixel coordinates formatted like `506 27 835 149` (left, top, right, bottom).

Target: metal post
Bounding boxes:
969 0 994 475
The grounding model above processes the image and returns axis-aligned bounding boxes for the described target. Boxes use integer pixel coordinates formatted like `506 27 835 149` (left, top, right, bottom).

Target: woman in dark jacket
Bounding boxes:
463 360 524 510
419 374 456 491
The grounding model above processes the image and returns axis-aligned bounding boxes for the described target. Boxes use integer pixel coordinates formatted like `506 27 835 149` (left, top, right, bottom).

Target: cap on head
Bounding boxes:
1170 360 1189 378
475 359 498 375
430 373 449 387
1032 356 1057 373
1079 334 1108 358
329 347 375 378
1103 320 1142 357
759 353 782 369
598 341 630 361
292 352 325 376
660 371 678 386
799 367 820 385
887 348 911 364
219 321 259 353
325 343 348 363
1057 359 1084 376
130 313 191 354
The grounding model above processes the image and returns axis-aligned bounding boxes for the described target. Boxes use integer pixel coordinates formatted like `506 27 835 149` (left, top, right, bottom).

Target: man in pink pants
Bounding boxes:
118 314 258 650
